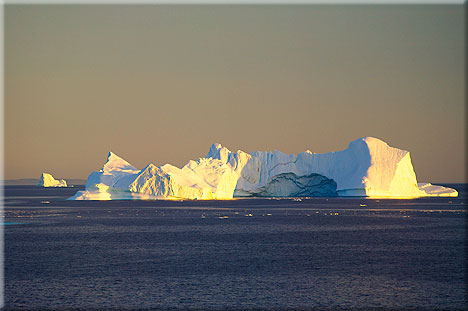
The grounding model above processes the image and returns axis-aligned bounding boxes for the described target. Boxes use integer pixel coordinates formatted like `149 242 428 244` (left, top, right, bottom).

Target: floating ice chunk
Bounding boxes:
417 183 458 197
37 173 67 187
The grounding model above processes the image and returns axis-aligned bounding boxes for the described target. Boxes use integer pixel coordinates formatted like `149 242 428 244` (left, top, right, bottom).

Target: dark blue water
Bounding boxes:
3 184 467 310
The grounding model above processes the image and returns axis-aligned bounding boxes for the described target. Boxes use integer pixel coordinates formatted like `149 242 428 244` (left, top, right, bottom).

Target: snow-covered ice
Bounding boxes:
68 137 458 200
37 173 68 187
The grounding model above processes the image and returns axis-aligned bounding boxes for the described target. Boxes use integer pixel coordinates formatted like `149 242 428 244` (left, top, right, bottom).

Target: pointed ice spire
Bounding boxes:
103 151 137 172
206 143 232 163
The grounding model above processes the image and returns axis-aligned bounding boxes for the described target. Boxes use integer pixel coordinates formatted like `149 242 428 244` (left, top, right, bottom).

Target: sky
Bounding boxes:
4 4 465 182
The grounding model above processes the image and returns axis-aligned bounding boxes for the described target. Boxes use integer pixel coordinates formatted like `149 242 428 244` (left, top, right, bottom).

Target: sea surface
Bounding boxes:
2 184 467 310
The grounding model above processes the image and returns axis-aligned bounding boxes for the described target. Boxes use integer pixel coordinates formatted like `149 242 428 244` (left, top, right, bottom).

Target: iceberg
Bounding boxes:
37 173 68 187
69 137 458 200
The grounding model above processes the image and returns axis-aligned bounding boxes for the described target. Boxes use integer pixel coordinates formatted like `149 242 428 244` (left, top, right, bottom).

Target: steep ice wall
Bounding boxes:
209 137 456 198
37 173 68 187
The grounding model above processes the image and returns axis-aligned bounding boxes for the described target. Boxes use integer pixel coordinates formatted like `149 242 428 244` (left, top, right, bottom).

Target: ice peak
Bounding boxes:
349 137 388 148
212 143 222 150
206 143 232 162
103 151 137 172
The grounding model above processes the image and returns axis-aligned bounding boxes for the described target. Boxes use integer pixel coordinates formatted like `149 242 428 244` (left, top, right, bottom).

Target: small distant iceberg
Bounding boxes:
68 137 458 200
37 173 68 187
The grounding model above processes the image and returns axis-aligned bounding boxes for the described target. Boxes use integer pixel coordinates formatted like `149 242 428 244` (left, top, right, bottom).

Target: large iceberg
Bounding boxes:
69 137 458 200
37 173 68 187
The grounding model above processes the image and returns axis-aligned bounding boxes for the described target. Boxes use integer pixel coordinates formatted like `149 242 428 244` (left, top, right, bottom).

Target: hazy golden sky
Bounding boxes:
5 4 465 182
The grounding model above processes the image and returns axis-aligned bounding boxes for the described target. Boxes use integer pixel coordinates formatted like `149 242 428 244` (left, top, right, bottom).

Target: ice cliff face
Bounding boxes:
69 137 458 200
227 137 428 197
37 173 68 187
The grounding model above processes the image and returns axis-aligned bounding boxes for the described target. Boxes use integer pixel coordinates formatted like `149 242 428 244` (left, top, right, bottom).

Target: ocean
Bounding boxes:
2 184 467 310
